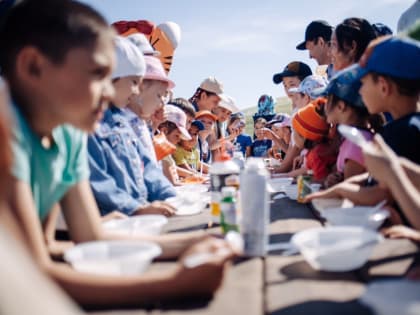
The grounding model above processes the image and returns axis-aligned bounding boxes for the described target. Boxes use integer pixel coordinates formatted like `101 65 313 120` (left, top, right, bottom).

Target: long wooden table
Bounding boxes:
92 195 419 315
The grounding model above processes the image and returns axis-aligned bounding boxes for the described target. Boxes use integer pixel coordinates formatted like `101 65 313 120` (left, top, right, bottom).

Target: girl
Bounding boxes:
0 0 234 307
173 121 209 176
322 66 383 187
290 101 337 182
331 18 377 71
196 109 217 163
250 118 272 157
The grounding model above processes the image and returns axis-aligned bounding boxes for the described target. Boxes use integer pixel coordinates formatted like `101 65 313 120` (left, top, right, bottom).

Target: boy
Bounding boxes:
271 61 313 173
250 118 272 157
0 0 234 307
308 36 420 209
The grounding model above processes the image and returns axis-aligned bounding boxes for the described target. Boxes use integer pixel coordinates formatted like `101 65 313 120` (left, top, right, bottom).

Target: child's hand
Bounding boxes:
101 211 128 222
324 172 344 188
381 225 420 243
292 155 304 170
135 201 176 217
362 134 399 186
174 237 236 297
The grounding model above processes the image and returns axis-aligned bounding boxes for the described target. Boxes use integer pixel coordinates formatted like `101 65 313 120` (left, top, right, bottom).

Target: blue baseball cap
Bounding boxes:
313 66 365 108
353 36 420 80
191 120 204 131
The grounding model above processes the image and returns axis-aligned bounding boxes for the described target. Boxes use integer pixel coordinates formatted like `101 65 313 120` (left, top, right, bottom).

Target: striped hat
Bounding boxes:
292 102 329 141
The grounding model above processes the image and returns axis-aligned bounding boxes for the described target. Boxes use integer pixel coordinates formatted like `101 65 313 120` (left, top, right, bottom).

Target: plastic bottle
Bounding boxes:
220 186 239 234
209 153 240 224
232 150 245 170
297 170 313 203
240 158 269 256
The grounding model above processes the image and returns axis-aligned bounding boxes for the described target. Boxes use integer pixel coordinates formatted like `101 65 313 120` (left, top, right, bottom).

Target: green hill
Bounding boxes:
242 96 292 135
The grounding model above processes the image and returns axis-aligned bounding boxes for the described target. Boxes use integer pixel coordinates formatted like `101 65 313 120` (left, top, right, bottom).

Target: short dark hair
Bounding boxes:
0 0 113 77
371 72 420 98
335 18 377 63
168 97 196 117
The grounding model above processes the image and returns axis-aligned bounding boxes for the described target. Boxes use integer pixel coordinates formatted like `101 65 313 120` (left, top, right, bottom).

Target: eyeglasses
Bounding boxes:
112 20 153 35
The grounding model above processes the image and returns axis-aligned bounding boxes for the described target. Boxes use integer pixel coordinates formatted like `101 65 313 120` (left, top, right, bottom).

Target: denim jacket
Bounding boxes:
88 106 175 216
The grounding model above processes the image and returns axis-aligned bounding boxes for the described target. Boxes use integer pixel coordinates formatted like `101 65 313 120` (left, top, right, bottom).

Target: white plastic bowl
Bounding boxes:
165 195 208 216
291 226 381 272
322 206 389 230
282 183 298 200
102 215 168 236
268 177 294 193
64 240 161 276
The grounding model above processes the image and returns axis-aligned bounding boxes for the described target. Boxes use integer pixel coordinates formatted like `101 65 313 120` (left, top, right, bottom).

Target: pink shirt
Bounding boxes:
337 129 373 172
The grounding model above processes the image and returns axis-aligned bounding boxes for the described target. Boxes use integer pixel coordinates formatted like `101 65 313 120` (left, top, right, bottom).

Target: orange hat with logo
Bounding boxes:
292 101 329 141
195 110 217 121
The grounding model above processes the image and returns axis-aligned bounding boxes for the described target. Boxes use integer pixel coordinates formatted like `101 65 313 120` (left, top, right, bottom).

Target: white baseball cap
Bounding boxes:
218 95 239 114
112 36 146 79
165 105 191 140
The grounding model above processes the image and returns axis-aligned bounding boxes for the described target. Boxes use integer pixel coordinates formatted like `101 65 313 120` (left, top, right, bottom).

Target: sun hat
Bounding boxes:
270 114 291 128
195 110 217 121
112 36 146 79
126 33 160 56
353 36 420 81
273 61 313 84
165 105 191 140
296 20 333 50
313 66 365 108
199 77 225 95
218 95 239 113
143 56 175 88
292 103 329 141
288 75 329 99
266 113 290 126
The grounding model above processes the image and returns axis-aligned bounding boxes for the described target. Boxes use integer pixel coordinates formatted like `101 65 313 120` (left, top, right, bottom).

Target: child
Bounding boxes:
267 114 291 160
271 61 313 173
288 74 329 112
88 39 176 217
158 105 192 185
168 97 196 129
233 116 252 157
0 0 234 306
189 77 225 112
173 120 209 175
290 102 337 182
250 118 272 157
196 109 218 163
320 66 383 187
307 36 420 208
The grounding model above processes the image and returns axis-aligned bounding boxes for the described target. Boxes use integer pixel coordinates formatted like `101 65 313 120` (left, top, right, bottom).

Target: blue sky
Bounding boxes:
81 0 413 110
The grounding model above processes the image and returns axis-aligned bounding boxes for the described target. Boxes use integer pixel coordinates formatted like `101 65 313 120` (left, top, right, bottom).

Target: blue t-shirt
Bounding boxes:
251 139 272 157
11 104 89 221
381 112 420 164
234 134 252 156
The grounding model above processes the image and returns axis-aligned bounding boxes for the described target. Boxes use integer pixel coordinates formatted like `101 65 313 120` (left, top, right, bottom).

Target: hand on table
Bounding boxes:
135 201 176 217
173 237 237 297
381 225 420 243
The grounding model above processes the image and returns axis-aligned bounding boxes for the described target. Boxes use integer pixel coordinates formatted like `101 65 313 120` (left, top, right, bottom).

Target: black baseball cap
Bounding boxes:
272 61 312 84
296 20 333 50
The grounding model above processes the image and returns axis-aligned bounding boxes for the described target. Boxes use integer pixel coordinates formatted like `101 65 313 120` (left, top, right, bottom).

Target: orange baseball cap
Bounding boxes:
195 110 217 121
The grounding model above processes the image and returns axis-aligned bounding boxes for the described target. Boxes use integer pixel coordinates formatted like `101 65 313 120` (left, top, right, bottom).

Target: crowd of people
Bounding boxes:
0 0 418 312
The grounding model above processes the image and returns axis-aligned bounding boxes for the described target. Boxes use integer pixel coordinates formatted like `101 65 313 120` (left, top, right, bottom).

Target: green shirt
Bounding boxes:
173 146 200 170
11 105 89 221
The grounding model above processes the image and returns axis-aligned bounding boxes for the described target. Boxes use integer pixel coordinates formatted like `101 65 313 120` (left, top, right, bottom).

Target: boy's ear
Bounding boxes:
15 46 46 81
378 75 392 97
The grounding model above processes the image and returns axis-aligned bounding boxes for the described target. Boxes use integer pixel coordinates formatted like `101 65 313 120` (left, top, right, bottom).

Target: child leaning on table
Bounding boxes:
0 0 236 307
319 66 384 188
88 40 176 217
306 36 420 209
288 100 337 182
